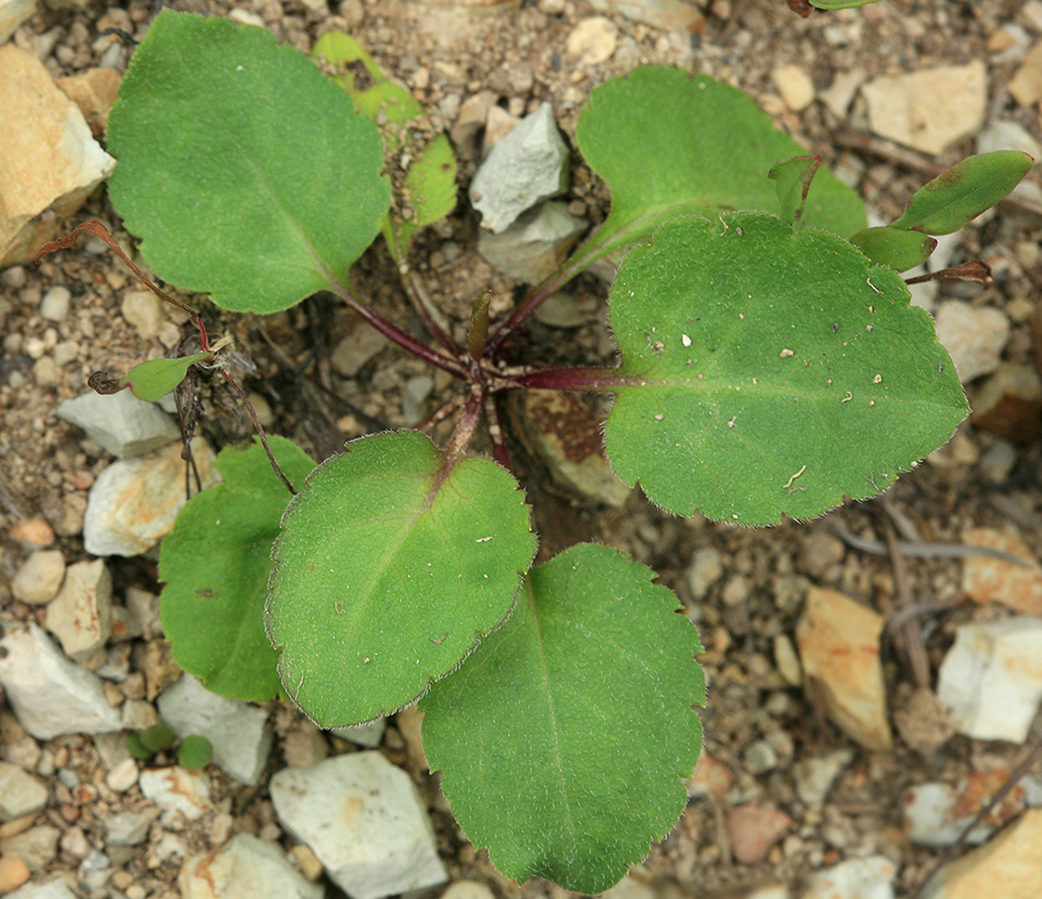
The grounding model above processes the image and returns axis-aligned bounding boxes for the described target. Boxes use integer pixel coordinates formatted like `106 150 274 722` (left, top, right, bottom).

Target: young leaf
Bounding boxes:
120 352 211 402
138 723 176 753
267 430 537 727
604 212 968 526
891 151 1034 235
159 436 316 702
848 225 937 272
107 10 390 314
177 735 213 770
421 543 705 894
768 156 821 225
573 67 865 267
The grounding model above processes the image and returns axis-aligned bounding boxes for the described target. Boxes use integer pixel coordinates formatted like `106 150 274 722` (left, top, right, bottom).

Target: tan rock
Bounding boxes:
44 559 112 662
922 809 1042 899
589 0 705 31
0 855 30 893
962 526 1042 616
796 587 892 751
0 44 116 266
861 61 987 155
1009 42 1042 106
11 549 65 605
772 64 816 112
56 66 122 136
684 751 734 799
565 17 618 67
0 0 36 44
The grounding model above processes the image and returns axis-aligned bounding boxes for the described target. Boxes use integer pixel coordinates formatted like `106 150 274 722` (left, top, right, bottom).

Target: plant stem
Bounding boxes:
469 292 491 362
483 394 512 470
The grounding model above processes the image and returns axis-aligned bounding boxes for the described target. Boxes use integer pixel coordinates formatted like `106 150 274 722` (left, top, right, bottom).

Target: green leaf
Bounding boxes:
108 10 390 314
810 0 882 8
573 67 865 268
768 156 821 225
391 133 458 258
604 212 968 526
848 226 937 272
138 723 176 753
119 352 210 401
267 430 537 727
125 733 153 760
159 436 316 702
891 151 1034 235
177 735 213 770
422 543 705 893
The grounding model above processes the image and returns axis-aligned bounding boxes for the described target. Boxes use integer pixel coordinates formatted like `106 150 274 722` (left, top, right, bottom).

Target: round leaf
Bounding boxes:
177 735 213 770
267 430 537 727
159 436 316 702
604 213 968 525
108 10 390 313
422 544 705 893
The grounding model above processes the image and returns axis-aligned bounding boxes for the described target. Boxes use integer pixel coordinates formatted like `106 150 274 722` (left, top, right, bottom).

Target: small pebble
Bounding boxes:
121 290 163 340
105 757 139 793
11 550 66 605
39 286 72 323
0 856 30 892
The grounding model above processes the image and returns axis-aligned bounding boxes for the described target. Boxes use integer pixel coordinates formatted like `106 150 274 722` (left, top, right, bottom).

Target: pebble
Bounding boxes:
449 90 496 158
0 856 30 893
331 324 388 378
743 740 778 775
11 550 65 605
470 104 570 234
795 587 892 751
57 389 181 459
773 634 802 687
104 807 160 847
892 686 954 755
803 855 896 899
532 292 594 328
478 201 587 283
7 518 55 549
970 364 1042 443
38 286 71 323
797 530 844 578
772 64 815 112
792 749 852 805
401 375 434 427
330 718 387 750
588 0 704 31
157 675 273 786
82 437 220 557
1009 41 1042 105
0 762 48 822
861 61 987 155
120 290 163 340
56 66 122 135
270 752 447 899
180 832 323 899
138 768 212 825
978 439 1017 484
687 547 724 600
976 119 1042 159
0 623 121 740
932 301 1010 383
820 68 866 119
481 105 520 154
684 751 733 799
442 882 497 899
726 805 792 864
2 825 59 869
565 17 618 66
104 758 138 793
44 558 112 662
961 526 1042 615
936 616 1042 743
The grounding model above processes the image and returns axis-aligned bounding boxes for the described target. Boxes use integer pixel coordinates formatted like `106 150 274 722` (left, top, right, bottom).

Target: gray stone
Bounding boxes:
270 752 447 899
331 324 388 378
11 549 65 605
0 623 121 740
44 558 112 662
978 439 1017 484
793 749 852 805
105 807 160 847
742 740 778 775
478 201 586 283
157 675 272 786
976 119 1042 159
4 881 78 899
0 761 48 822
933 301 1010 383
401 375 434 427
686 547 723 600
470 103 569 234
2 825 60 869
56 389 181 459
180 833 324 899
330 718 387 749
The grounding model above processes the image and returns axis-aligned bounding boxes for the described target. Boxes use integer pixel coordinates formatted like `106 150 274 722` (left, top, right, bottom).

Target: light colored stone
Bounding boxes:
971 364 1042 443
977 119 1042 159
120 290 164 341
83 437 220 557
180 832 323 899
0 0 36 43
796 587 892 751
55 66 121 135
726 805 792 864
793 749 852 805
478 201 586 283
104 807 160 847
1009 42 1042 105
331 324 388 378
820 69 866 119
588 0 704 31
0 623 121 740
138 768 212 825
687 546 724 599
901 772 1027 847
11 550 65 605
803 856 896 899
962 527 1042 616
330 718 386 750
157 675 272 786
932 301 1010 383
481 106 520 154
270 752 447 899
772 64 815 112
442 882 497 899
861 62 987 155
38 286 71 323
921 809 1042 899
0 44 116 266
937 617 1042 743
44 559 112 662
0 762 47 823
0 856 30 894
449 89 496 158
773 634 803 687
104 758 139 793
470 104 569 234
57 389 181 459
1 825 59 870
684 751 734 799
565 17 618 66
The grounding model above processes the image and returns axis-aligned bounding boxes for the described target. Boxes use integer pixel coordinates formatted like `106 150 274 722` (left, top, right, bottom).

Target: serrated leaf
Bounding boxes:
573 67 865 268
891 151 1034 235
604 212 968 526
421 543 705 893
120 352 210 401
768 156 821 225
159 436 316 702
848 225 937 272
108 10 390 314
267 430 537 726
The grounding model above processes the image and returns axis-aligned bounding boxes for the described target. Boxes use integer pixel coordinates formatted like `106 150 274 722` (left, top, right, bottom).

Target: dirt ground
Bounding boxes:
3 1 1042 898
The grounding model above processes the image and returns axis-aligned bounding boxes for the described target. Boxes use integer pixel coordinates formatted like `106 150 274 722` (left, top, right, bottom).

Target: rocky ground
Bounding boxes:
3 0 1042 898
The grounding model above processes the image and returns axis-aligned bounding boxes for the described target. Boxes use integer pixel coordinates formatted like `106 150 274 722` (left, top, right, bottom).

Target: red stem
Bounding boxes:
218 370 297 496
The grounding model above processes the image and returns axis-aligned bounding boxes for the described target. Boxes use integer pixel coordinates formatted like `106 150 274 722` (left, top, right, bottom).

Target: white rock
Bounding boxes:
11 549 65 605
157 675 272 786
180 832 323 899
601 876 657 899
565 17 618 66
477 201 586 283
793 749 852 805
0 623 121 739
772 63 816 112
3 881 78 899
470 104 569 234
937 617 1042 743
802 856 896 899
0 760 48 822
588 0 704 31
902 781 993 847
44 558 112 662
861 62 987 155
0 0 37 44
441 882 497 899
39 286 71 323
0 44 116 266
138 767 212 825
104 758 139 793
82 437 220 557
105 807 160 847
932 301 1010 383
270 752 447 899
56 389 181 459
330 718 387 749
120 290 164 341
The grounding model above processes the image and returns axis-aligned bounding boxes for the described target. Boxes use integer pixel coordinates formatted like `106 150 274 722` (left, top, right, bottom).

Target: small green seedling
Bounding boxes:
126 723 213 771
39 10 1031 892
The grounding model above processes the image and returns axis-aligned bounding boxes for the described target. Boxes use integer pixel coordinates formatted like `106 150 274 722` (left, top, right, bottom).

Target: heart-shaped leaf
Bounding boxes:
422 543 705 894
159 436 315 702
108 10 390 313
603 212 968 525
848 225 938 272
120 352 210 401
267 430 537 726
